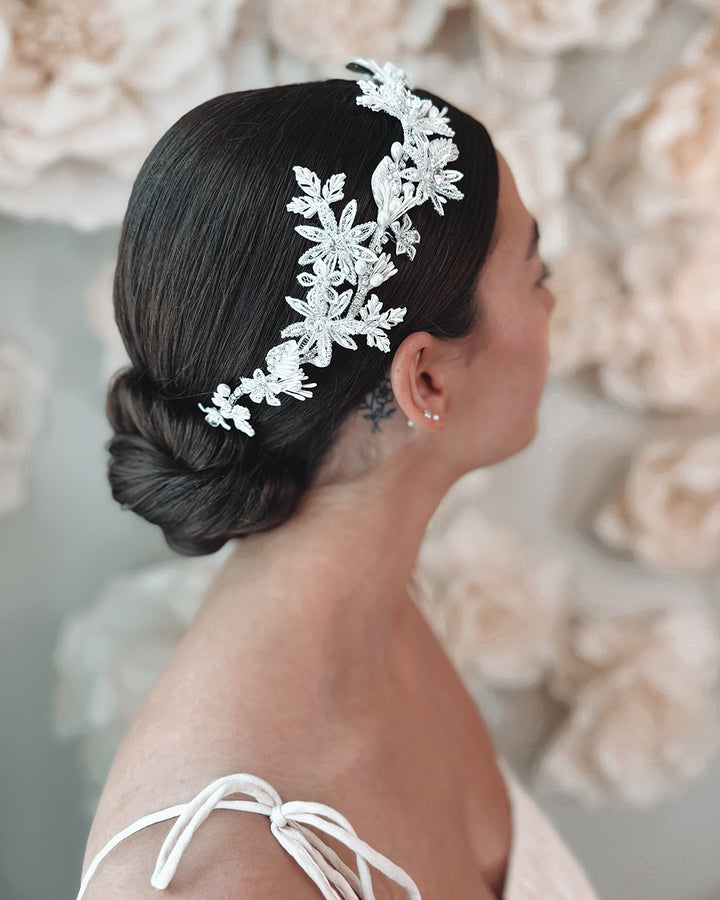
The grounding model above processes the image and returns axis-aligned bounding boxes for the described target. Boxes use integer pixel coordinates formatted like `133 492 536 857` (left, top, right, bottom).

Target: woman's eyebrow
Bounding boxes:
525 218 540 260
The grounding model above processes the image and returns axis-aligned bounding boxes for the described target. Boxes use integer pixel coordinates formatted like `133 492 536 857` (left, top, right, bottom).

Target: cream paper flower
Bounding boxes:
593 432 720 573
536 601 720 806
546 246 623 377
489 97 583 260
268 0 448 66
473 0 658 54
0 0 259 229
414 482 574 688
0 339 48 518
576 55 720 231
598 221 720 414
475 21 558 99
397 53 583 259
54 548 231 802
85 262 129 384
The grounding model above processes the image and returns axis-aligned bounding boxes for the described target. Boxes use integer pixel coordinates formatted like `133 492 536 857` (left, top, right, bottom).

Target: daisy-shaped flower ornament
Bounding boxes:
281 286 361 367
401 137 464 215
199 58 464 436
290 170 378 284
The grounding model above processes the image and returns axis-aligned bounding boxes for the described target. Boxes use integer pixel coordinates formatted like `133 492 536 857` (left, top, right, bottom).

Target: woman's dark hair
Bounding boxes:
107 77 499 556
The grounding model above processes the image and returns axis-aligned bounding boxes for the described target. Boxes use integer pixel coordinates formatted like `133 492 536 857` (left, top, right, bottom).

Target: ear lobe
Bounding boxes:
390 332 446 427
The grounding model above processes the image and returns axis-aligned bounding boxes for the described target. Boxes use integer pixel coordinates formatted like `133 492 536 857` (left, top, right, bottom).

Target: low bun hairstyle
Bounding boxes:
107 77 499 556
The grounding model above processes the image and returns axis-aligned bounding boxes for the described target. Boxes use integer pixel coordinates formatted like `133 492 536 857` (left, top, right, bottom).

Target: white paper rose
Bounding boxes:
597 221 720 414
537 601 720 806
54 548 231 802
593 432 720 572
490 97 584 260
577 57 720 231
85 262 129 383
0 339 48 518
546 246 623 377
473 0 658 54
416 6 559 100
475 21 558 99
548 602 720 704
268 0 448 65
0 0 255 229
415 485 573 689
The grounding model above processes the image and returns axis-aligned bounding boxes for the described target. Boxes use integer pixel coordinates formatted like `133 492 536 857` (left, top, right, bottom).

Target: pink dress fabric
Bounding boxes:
497 757 600 899
76 756 601 899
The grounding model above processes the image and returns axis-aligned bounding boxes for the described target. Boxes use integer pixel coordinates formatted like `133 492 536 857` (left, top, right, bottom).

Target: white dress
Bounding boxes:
75 756 601 899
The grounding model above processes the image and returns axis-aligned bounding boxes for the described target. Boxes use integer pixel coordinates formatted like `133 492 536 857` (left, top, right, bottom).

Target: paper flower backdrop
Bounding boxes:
85 261 129 383
578 23 720 230
414 485 574 689
54 547 230 803
601 221 720 414
0 339 48 518
268 0 449 64
537 601 720 805
473 0 659 55
546 245 622 377
593 432 720 572
0 0 254 228
577 36 720 231
0 0 590 244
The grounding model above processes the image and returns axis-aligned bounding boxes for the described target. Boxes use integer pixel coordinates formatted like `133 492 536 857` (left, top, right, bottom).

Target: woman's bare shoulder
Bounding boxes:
78 625 365 899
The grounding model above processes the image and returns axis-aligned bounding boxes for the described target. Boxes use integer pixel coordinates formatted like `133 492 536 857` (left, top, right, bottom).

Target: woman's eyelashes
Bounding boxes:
535 260 551 288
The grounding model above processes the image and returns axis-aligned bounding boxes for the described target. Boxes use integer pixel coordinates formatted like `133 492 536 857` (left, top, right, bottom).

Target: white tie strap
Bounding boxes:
76 772 422 900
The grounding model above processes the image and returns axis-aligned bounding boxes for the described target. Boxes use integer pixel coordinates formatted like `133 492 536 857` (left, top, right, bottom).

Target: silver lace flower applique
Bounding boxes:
199 58 464 436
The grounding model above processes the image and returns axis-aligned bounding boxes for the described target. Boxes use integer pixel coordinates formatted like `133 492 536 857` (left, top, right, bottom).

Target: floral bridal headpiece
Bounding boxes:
198 58 464 436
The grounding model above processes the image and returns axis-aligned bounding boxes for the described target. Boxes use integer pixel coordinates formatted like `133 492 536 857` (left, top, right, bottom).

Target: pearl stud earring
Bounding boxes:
409 411 440 428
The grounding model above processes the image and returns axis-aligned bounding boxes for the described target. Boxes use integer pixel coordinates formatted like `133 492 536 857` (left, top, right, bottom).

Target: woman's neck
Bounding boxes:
195 453 453 691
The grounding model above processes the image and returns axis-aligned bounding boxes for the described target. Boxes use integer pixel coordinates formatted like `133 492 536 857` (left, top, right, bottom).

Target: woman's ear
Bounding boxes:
390 332 451 430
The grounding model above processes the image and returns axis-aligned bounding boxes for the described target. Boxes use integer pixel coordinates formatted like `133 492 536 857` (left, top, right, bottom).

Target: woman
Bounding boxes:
76 62 598 899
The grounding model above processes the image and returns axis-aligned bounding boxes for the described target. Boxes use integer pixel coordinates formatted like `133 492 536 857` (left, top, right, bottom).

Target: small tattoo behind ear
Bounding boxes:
359 376 397 432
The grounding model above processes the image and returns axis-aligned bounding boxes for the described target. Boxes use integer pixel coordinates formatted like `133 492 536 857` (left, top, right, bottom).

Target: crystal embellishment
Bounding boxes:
199 58 464 437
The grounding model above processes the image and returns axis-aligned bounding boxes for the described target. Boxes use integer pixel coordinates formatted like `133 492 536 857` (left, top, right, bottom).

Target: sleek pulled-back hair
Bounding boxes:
107 77 499 556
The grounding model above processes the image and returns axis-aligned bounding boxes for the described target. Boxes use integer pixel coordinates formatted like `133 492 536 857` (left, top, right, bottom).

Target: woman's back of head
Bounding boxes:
107 73 499 556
